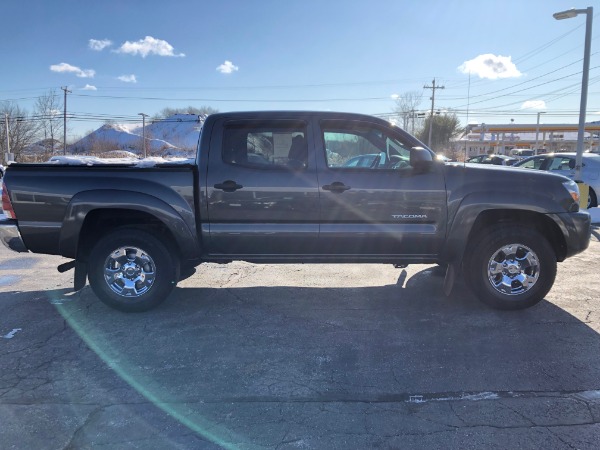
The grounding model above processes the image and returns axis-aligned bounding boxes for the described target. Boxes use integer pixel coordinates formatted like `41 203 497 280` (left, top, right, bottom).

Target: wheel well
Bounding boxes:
467 209 567 261
76 209 180 262
589 186 598 207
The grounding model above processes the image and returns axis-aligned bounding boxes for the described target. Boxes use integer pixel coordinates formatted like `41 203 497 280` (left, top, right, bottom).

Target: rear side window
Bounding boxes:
519 156 548 169
222 121 308 170
549 157 575 171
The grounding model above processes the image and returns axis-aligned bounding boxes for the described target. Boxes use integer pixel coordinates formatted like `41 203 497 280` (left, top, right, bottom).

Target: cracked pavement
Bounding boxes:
1 230 600 449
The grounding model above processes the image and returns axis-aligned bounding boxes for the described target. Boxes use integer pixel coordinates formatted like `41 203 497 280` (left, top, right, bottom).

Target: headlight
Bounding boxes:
562 180 580 205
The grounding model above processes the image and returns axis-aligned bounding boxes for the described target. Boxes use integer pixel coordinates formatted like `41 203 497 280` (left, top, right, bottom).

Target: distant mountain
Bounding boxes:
69 114 205 157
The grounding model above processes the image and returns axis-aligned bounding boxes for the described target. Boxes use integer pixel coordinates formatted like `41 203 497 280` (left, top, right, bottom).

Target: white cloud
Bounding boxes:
390 94 400 100
458 54 522 80
89 39 112 51
50 62 95 78
117 74 137 83
521 100 546 110
115 36 185 58
216 60 239 74
81 84 97 91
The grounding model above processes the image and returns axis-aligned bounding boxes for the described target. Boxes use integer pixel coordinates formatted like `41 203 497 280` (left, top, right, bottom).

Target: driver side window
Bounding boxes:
322 121 411 170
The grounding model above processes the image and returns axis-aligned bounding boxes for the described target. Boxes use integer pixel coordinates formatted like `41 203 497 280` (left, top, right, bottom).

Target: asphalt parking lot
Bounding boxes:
1 228 600 449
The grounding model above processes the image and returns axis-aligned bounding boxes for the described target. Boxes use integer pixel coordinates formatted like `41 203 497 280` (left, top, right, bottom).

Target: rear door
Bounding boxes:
205 118 320 257
315 118 447 258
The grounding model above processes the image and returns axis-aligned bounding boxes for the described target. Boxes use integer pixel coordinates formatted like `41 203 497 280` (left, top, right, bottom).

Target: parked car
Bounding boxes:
342 153 411 169
466 154 518 166
513 152 600 207
342 154 378 168
435 154 453 162
509 149 535 159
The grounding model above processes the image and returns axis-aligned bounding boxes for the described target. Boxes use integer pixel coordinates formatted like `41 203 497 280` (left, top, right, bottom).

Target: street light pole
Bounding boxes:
138 113 148 158
553 6 593 181
535 111 546 155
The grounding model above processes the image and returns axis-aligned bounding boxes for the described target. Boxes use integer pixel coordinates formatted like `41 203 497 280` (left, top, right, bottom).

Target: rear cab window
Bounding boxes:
222 120 308 170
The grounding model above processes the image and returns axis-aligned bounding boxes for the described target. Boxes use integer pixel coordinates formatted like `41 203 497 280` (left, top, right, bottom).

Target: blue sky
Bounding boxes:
1 0 599 138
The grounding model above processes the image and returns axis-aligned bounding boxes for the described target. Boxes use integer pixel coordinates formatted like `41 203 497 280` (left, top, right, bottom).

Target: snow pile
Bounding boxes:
47 155 194 167
69 114 204 156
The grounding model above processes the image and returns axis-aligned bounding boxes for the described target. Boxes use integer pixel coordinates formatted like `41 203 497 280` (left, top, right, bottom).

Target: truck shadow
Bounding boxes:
591 224 600 241
37 265 600 397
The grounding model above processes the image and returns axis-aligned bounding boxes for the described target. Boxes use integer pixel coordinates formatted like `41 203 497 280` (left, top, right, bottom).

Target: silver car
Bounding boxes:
513 152 600 207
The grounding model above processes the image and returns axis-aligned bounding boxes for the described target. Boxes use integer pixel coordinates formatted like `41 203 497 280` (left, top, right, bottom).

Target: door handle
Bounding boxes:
214 180 243 192
322 182 351 193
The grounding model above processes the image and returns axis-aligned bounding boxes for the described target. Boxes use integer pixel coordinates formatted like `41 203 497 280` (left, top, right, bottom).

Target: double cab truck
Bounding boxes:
0 111 591 312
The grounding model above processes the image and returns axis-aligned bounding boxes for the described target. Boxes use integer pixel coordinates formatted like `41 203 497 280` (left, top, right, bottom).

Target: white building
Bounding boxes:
453 123 600 157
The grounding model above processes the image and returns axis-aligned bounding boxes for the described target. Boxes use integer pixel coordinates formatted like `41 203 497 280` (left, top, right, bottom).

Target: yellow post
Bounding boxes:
577 182 589 209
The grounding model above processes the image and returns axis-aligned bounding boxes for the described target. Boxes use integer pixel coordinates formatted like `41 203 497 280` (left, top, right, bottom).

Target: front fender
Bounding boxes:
59 189 199 259
441 190 567 263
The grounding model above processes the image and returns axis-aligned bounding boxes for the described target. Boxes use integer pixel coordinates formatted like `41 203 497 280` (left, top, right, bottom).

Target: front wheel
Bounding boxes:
88 229 179 312
464 226 557 310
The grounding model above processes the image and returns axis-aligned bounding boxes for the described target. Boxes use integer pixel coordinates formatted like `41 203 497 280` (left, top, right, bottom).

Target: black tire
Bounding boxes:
588 187 598 208
464 225 556 310
88 228 179 312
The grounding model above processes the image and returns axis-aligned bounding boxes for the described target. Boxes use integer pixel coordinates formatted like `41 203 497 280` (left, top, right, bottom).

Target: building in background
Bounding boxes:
453 122 600 158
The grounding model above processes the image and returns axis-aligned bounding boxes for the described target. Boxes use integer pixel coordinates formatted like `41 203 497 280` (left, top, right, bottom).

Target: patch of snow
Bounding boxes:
587 207 600 224
47 155 194 167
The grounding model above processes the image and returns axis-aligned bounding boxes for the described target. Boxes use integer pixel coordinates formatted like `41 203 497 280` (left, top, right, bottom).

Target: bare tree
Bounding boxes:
34 90 62 152
154 105 219 121
393 91 424 133
0 102 40 162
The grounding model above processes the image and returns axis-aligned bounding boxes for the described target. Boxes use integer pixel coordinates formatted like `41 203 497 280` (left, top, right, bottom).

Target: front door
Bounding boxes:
315 118 447 258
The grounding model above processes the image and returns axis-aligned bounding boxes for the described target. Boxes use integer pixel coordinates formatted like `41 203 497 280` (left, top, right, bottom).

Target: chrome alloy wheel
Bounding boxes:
103 246 156 297
487 243 540 296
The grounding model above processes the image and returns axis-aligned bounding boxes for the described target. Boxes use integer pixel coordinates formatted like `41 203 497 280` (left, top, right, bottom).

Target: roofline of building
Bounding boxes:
470 123 600 132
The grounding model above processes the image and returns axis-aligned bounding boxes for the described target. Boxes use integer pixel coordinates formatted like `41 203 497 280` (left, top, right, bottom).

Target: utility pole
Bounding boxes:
61 86 71 155
138 113 149 158
424 78 444 148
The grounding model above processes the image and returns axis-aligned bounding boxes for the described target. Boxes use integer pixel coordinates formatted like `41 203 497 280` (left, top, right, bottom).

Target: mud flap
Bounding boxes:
443 263 457 296
74 261 87 291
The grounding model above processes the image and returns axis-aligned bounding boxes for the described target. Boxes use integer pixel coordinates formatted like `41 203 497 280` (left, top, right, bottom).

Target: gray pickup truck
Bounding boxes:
0 111 591 312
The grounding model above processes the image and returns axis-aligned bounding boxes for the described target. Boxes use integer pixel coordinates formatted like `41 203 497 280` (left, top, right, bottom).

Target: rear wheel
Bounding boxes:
88 229 179 312
464 225 556 310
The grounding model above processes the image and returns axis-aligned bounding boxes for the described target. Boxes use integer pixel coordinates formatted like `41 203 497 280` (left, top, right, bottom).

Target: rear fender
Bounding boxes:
59 189 198 260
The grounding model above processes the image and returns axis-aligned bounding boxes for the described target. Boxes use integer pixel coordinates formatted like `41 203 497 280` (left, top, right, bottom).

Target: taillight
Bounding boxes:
1 182 16 219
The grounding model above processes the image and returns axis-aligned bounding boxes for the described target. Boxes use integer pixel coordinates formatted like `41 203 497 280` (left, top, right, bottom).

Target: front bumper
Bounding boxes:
551 211 592 260
0 218 28 253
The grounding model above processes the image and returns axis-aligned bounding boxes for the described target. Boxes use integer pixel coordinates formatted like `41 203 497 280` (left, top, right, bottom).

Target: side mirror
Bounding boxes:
410 147 434 174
